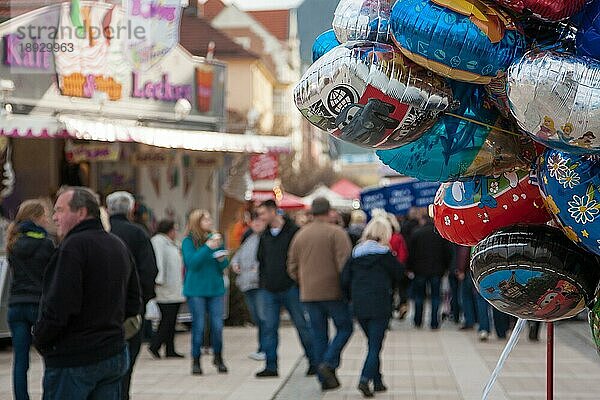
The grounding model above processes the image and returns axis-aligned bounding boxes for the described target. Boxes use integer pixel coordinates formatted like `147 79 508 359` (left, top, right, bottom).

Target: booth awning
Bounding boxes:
331 179 362 200
0 114 292 154
302 184 355 211
253 190 306 211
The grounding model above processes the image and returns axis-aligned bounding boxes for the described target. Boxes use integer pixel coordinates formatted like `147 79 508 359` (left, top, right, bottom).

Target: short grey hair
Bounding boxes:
106 191 135 216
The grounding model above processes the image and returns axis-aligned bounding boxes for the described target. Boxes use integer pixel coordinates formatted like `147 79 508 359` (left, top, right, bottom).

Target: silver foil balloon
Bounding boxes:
508 51 600 154
294 42 454 149
332 0 392 43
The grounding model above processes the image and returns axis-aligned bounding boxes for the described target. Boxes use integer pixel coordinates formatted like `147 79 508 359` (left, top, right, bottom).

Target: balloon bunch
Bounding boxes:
296 0 600 351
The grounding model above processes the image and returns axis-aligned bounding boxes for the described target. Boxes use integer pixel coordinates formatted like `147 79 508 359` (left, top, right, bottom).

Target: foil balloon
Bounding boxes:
312 30 340 62
294 42 454 149
433 169 551 246
520 17 577 52
471 225 600 322
390 0 526 84
376 83 536 182
332 0 392 43
490 0 587 22
538 149 600 256
589 294 600 357
573 0 600 60
507 51 600 154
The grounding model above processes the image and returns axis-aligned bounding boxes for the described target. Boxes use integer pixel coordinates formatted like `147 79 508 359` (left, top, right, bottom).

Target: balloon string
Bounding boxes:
445 113 521 137
482 318 527 399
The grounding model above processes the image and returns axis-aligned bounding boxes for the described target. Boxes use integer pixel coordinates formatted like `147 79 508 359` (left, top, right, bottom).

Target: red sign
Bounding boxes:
250 154 278 181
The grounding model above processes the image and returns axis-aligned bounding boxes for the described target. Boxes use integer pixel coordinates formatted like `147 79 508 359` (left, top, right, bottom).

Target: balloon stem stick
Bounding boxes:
547 322 554 400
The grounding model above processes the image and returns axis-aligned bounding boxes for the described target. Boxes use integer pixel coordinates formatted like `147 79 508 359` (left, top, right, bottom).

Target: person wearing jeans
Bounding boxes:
341 218 403 398
259 285 315 374
407 217 452 330
6 200 55 400
288 197 354 391
182 210 229 375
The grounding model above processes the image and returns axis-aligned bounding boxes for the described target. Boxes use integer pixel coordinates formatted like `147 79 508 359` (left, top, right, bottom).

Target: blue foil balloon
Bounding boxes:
333 0 392 44
390 0 526 84
376 82 536 182
312 30 341 62
538 149 600 256
573 0 600 60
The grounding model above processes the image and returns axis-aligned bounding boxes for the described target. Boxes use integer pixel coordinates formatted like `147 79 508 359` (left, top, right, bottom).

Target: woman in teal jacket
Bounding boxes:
182 209 229 375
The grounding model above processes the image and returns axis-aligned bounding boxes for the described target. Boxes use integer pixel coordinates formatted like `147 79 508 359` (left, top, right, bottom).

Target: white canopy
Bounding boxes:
302 184 354 211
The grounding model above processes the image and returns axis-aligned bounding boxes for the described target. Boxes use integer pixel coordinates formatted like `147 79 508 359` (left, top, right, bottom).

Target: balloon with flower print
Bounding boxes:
538 149 600 256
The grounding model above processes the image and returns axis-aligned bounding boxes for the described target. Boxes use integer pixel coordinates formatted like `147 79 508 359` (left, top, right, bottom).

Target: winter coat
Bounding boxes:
288 220 352 302
109 214 158 303
33 218 141 368
231 232 260 293
151 234 185 303
257 216 299 293
8 220 55 305
182 235 229 298
341 240 403 319
407 221 452 278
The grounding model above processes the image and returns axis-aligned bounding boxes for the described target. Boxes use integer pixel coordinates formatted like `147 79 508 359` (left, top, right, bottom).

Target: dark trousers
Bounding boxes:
303 301 353 378
43 346 129 400
244 288 265 353
150 302 182 355
357 318 388 384
8 303 39 400
449 272 461 323
413 275 442 328
122 304 145 400
260 286 315 371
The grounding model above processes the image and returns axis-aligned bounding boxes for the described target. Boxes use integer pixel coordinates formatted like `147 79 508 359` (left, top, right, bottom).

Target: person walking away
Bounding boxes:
231 212 266 361
347 209 367 246
182 209 229 375
383 212 410 320
288 198 353 391
6 200 55 400
408 216 452 330
341 218 403 398
148 219 185 358
255 200 316 378
33 187 141 400
106 191 158 400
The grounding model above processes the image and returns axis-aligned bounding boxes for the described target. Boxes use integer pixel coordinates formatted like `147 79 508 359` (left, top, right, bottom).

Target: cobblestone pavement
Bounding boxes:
1 318 599 399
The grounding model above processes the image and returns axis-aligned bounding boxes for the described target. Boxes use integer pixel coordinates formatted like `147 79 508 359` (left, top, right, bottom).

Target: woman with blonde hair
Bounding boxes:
6 199 55 400
341 217 403 398
182 209 229 375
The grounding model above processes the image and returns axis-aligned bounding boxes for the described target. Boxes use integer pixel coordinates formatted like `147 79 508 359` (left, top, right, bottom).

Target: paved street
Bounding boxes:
1 318 599 400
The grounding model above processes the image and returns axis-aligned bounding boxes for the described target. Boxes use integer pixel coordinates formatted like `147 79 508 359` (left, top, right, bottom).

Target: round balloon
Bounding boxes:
471 225 600 322
520 17 576 53
433 170 551 246
376 82 536 182
491 0 587 21
508 51 600 154
294 42 454 149
332 0 392 43
538 149 600 256
312 30 340 62
390 0 526 84
573 0 600 60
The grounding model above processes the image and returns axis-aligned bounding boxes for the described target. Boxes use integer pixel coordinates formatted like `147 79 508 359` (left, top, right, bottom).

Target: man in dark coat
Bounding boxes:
34 186 141 400
106 191 158 400
254 200 315 378
407 216 452 329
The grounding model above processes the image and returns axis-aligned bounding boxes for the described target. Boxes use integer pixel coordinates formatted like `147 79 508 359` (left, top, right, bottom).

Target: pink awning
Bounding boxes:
253 190 307 211
330 179 361 199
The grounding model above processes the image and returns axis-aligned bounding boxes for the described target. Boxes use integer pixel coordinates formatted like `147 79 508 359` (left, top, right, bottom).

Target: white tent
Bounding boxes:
302 184 355 211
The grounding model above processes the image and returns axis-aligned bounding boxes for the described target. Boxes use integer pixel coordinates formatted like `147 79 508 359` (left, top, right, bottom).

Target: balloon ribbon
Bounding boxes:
446 112 520 137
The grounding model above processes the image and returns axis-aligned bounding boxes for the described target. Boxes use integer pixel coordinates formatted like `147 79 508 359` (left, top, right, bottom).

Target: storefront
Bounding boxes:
0 2 291 226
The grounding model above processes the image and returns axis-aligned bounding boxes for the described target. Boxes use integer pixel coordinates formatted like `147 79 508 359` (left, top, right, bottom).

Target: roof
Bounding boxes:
331 179 362 200
179 14 259 59
302 184 354 210
247 9 290 41
253 190 306 210
0 0 64 18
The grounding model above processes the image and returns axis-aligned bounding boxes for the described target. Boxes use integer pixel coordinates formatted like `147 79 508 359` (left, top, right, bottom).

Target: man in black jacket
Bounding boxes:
34 186 141 400
408 216 452 330
106 191 158 400
255 200 315 378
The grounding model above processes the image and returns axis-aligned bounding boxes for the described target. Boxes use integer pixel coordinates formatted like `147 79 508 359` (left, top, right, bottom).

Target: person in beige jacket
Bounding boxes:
288 197 353 392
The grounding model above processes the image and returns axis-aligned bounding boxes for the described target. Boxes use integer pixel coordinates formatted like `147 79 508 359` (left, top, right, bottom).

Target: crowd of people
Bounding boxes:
5 187 540 400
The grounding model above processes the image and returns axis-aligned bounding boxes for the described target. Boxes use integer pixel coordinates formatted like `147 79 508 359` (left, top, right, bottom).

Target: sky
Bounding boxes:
226 0 305 11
